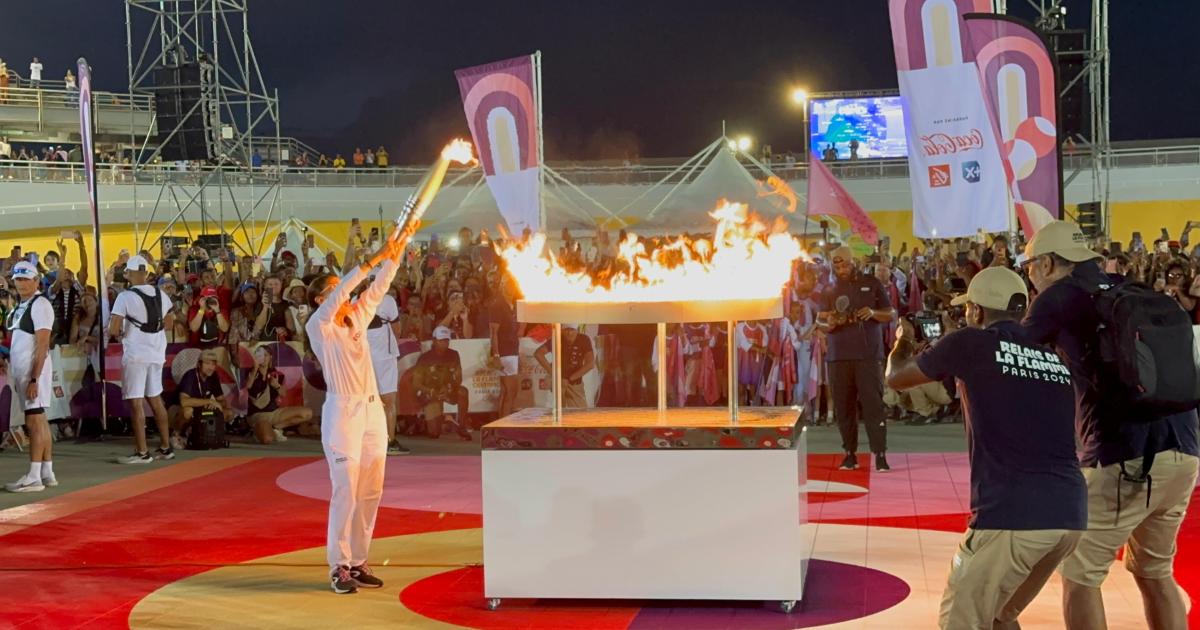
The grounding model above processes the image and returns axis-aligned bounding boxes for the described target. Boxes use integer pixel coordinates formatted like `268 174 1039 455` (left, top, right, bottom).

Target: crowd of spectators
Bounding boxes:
1 220 1199 450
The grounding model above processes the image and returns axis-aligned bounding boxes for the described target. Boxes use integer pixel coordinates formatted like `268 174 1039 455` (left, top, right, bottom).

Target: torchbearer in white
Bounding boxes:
306 139 474 595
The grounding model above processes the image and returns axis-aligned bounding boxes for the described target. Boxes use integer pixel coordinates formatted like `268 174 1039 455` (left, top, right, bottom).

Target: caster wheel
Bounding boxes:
486 598 502 611
778 600 797 614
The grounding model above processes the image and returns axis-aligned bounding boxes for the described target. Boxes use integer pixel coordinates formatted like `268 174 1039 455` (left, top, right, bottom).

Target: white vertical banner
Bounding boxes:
898 64 1010 237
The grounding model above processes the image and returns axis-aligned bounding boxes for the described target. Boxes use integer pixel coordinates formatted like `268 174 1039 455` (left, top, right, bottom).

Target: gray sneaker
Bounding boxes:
41 474 58 487
5 477 45 493
117 452 154 465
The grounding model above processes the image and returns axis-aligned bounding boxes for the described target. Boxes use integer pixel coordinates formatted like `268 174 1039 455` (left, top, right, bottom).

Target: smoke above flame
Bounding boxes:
498 201 803 303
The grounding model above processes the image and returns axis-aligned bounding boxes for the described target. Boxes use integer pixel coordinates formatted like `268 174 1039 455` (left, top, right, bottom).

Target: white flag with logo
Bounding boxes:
899 63 1009 238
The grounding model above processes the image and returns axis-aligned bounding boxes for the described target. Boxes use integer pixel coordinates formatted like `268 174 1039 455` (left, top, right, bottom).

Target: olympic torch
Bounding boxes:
390 139 476 246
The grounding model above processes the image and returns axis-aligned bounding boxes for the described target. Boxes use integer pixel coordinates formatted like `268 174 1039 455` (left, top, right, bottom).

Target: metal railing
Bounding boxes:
0 85 154 112
0 144 1196 188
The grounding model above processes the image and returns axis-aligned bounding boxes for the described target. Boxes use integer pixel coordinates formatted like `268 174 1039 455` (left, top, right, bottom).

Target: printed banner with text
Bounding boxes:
965 13 1062 236
889 0 1010 238
456 54 543 235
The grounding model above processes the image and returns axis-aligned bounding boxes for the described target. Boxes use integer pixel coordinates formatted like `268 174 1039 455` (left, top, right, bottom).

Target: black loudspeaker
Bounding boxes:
1077 201 1103 237
152 63 213 162
1046 29 1088 141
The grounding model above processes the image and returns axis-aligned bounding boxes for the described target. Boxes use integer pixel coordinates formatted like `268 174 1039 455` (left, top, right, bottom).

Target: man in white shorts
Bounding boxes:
4 262 57 492
364 283 409 455
108 255 176 464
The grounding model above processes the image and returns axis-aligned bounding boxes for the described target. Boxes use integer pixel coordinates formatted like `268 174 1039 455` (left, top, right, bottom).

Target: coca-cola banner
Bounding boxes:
965 13 1062 235
889 0 1010 238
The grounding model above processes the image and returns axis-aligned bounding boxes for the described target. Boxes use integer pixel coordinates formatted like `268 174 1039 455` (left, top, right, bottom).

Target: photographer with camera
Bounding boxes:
189 286 229 347
885 294 954 425
175 348 233 449
886 266 1085 630
1020 221 1199 630
244 345 314 444
817 245 895 472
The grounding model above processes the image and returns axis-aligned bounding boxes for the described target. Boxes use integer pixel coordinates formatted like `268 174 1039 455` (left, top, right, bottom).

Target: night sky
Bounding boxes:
1 0 1195 162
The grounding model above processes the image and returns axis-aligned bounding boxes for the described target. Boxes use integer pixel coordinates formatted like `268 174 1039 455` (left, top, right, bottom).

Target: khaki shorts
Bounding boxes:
1060 450 1199 588
562 380 588 408
941 528 1081 629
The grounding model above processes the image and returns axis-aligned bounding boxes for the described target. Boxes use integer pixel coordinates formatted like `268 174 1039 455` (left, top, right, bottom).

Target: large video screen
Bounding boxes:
809 96 908 160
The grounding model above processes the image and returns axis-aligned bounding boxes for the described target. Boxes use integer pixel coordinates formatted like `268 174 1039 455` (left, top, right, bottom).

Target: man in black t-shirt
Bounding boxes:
175 349 233 440
1020 221 1199 630
818 246 895 472
535 324 594 408
886 266 1086 630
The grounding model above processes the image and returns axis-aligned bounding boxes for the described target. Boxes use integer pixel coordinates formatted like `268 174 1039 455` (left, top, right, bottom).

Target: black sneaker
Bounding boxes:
875 453 891 472
387 440 410 456
349 564 383 588
155 447 176 460
330 565 358 594
838 453 858 470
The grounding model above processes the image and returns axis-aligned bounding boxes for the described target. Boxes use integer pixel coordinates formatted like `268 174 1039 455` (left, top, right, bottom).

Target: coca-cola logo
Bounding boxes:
919 129 985 157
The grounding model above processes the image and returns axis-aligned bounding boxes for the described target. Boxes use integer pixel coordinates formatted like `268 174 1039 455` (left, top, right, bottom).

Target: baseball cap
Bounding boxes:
287 278 306 291
1024 221 1102 263
11 261 37 280
200 286 219 298
433 326 453 340
830 246 854 262
125 255 150 272
200 348 221 363
561 323 579 331
951 266 1029 311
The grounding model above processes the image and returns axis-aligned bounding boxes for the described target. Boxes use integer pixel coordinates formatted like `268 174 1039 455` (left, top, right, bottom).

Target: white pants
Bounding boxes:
321 392 388 569
371 356 399 396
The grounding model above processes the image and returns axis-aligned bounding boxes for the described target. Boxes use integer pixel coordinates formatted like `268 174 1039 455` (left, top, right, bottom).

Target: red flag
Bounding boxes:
806 157 879 245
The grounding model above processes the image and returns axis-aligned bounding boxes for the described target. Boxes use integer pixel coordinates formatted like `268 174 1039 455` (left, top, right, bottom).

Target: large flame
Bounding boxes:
499 201 803 303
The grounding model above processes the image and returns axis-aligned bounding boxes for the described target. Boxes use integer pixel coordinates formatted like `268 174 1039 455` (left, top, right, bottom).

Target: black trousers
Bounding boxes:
828 359 887 454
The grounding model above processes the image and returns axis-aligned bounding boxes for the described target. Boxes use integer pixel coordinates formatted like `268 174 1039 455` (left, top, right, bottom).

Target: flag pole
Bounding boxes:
534 50 546 233
78 58 108 432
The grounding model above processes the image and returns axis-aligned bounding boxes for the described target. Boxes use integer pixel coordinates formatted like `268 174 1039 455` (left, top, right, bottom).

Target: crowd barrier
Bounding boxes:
2 334 605 430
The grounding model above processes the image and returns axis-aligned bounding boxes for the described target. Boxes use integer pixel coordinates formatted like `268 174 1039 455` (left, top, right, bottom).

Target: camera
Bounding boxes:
911 313 943 342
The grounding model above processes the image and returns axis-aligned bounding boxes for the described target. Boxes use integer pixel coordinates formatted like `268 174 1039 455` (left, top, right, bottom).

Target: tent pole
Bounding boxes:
643 138 723 221
617 137 722 215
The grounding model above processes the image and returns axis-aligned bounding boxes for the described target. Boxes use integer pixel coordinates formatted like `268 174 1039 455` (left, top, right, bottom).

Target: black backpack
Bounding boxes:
6 293 51 335
187 408 229 450
1090 279 1200 417
124 287 164 334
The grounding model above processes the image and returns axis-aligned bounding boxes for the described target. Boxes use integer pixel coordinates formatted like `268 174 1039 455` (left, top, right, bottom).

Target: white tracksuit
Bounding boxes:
306 260 399 569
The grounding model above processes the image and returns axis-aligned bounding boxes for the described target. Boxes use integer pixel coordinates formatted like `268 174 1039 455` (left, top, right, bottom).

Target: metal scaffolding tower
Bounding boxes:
1018 0 1112 234
124 0 283 256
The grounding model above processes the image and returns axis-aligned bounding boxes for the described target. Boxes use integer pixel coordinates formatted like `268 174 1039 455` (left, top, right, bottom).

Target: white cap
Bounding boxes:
11 261 37 280
433 326 453 340
125 255 150 272
562 323 579 330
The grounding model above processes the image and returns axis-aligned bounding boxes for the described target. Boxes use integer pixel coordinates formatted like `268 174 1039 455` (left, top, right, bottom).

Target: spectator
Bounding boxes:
255 275 292 341
398 293 432 341
0 60 8 104
69 291 102 354
244 345 315 444
3 262 56 493
332 153 346 170
318 154 329 168
29 57 42 86
1020 221 1200 630
362 272 409 454
189 286 229 347
352 147 364 168
285 279 310 344
1157 259 1196 317
228 282 262 345
173 348 233 447
535 323 595 408
364 148 375 168
376 146 388 168
411 326 472 439
251 149 263 169
435 288 472 339
109 255 176 464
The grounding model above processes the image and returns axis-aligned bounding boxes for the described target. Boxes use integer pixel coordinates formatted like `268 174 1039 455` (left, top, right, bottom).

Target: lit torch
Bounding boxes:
391 139 476 245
